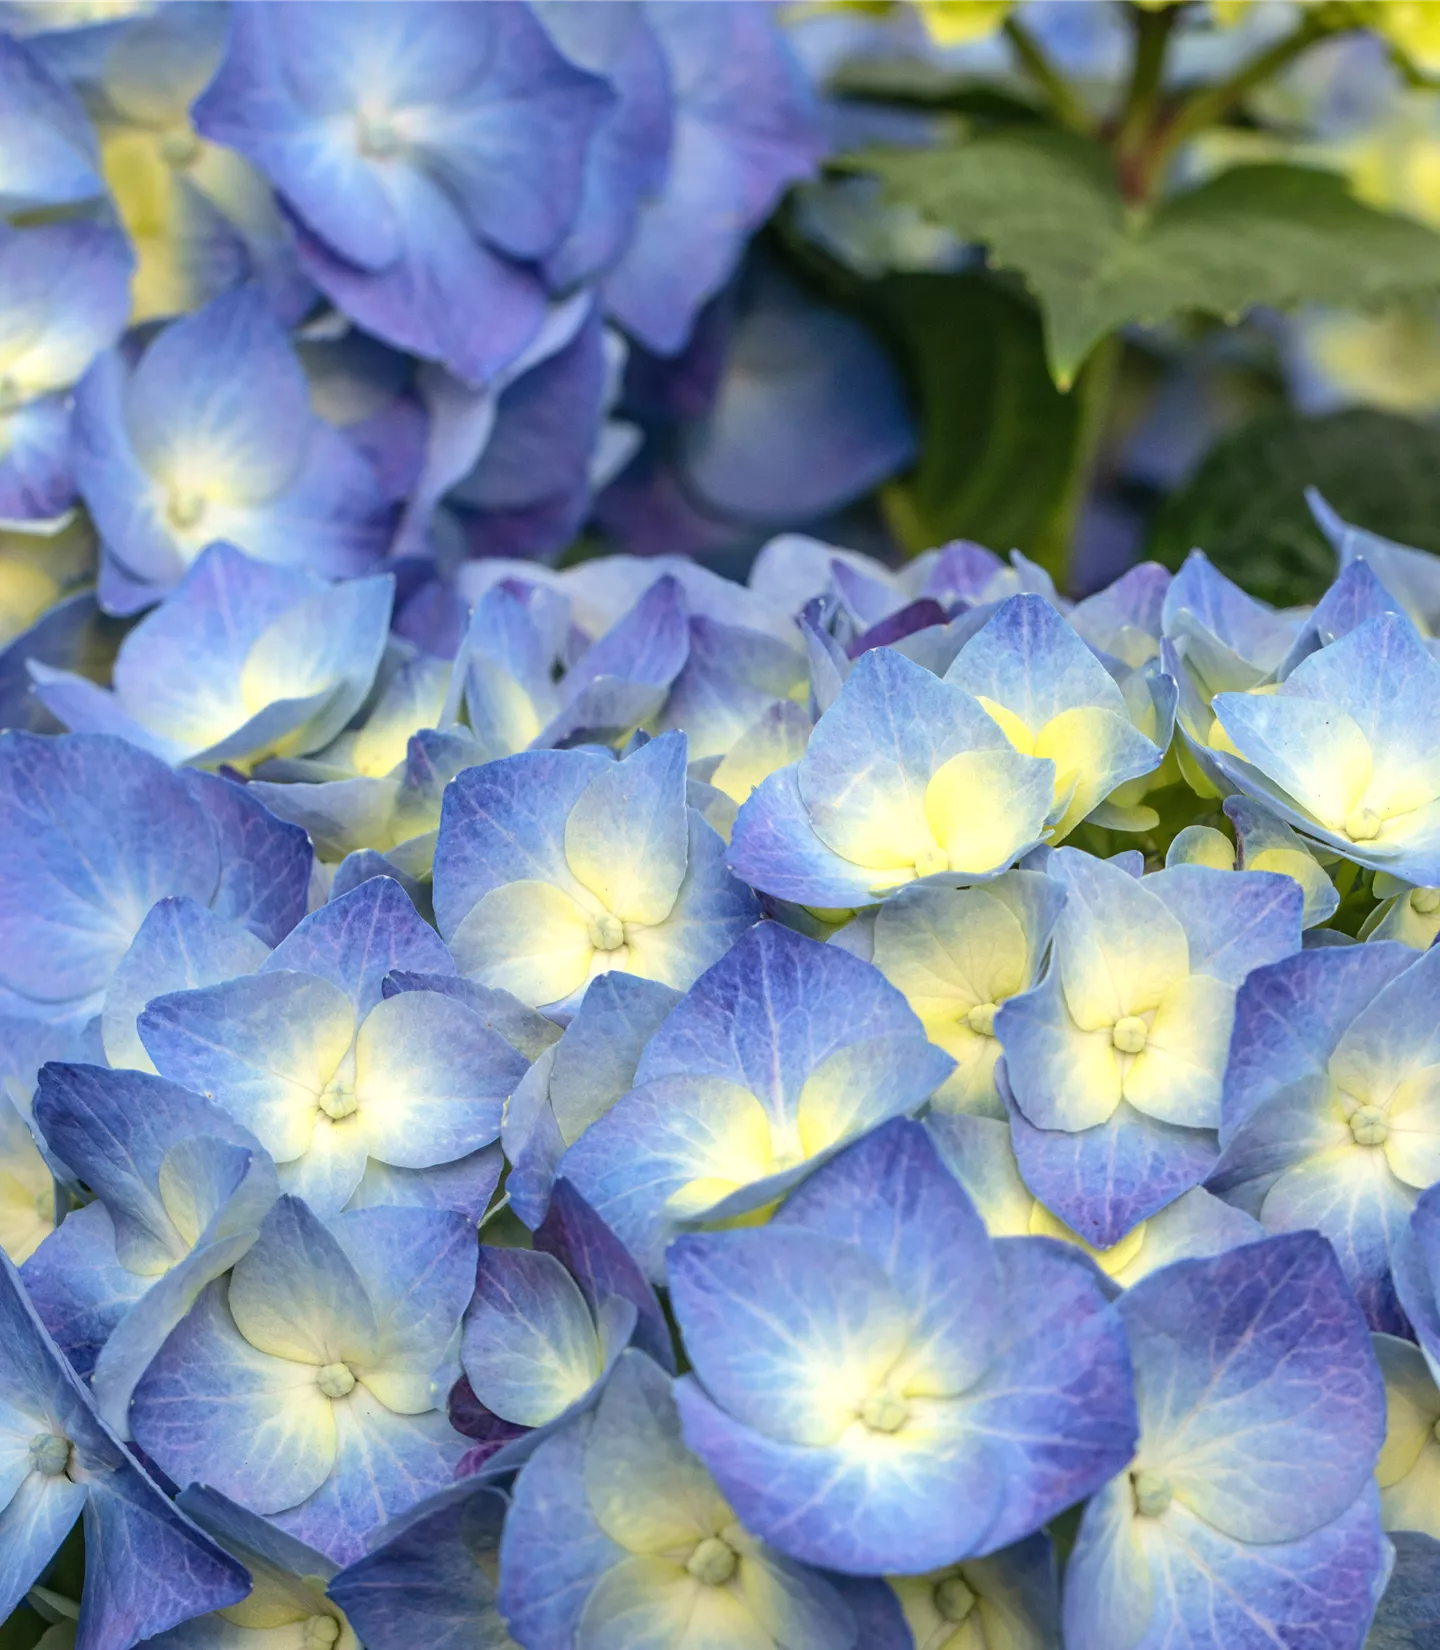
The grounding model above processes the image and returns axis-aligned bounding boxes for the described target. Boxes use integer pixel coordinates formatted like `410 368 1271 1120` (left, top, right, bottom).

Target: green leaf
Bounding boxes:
851 130 1440 385
1147 408 1440 607
869 271 1078 556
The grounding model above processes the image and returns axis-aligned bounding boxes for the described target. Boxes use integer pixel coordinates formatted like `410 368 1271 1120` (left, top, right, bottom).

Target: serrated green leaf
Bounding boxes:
869 271 1078 556
852 129 1440 385
1148 408 1440 607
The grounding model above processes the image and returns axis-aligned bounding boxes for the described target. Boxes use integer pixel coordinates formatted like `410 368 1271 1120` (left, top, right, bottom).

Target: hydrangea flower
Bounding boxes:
930 1112 1265 1288
502 970 676 1229
561 921 954 1277
498 1348 862 1650
327 1474 508 1650
885 1534 1059 1650
1063 1234 1390 1650
669 1120 1137 1573
0 1086 55 1265
31 543 393 772
1373 1332 1440 1541
1211 939 1440 1331
0 732 309 1026
998 848 1302 1246
727 647 1058 909
834 871 1064 1118
72 287 390 612
432 732 759 1014
1166 794 1339 930
0 1248 249 1644
77 1 313 324
944 595 1166 841
22 1062 279 1434
599 2 823 356
0 222 131 523
192 1 612 384
0 31 104 215
146 1485 361 1650
139 877 519 1218
130 1195 474 1563
1209 614 1440 885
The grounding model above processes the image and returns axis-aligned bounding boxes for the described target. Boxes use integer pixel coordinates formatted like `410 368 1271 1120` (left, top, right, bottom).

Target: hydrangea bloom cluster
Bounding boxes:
5 4 1440 1649
8 477 1440 1646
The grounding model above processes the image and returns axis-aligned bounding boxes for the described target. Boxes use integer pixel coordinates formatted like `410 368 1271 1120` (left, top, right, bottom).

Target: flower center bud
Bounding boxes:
167 488 206 530
29 1432 71 1476
302 1617 341 1649
1112 1015 1148 1055
1345 805 1382 843
686 1535 738 1587
966 1002 998 1037
160 128 201 168
1131 1469 1172 1517
913 845 949 879
318 1362 356 1399
933 1573 976 1623
318 1079 357 1121
0 374 19 413
1350 1105 1390 1147
860 1389 909 1434
356 111 400 159
588 912 625 951
1412 888 1440 916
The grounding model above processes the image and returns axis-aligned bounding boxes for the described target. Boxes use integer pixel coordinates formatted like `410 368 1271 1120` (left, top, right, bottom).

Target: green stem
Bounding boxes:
1031 332 1122 591
1137 14 1337 198
1003 15 1093 136
1113 4 1179 197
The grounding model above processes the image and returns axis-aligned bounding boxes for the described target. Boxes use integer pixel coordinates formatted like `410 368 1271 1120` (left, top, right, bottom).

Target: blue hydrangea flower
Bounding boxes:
534 2 672 291
1372 1331 1440 1541
0 1248 249 1642
498 1347 861 1650
130 1194 474 1564
1309 487 1440 640
600 2 822 356
1208 614 1440 885
503 970 675 1230
433 732 759 1014
606 263 916 547
998 848 1302 1247
1359 1528 1440 1647
1063 1233 1390 1650
1211 939 1440 1331
835 870 1064 1119
141 1484 360 1650
193 1 612 384
728 647 1058 909
75 1 314 325
0 1086 55 1266
669 1120 1137 1574
0 732 310 1027
885 1533 1058 1650
945 595 1166 841
72 286 390 613
930 1112 1265 1288
0 223 131 523
1166 794 1340 929
444 573 692 757
100 896 267 1075
31 542 393 771
1363 873 1440 949
0 31 104 215
22 1061 279 1434
562 921 954 1277
459 1243 636 1466
327 1474 508 1650
139 877 519 1218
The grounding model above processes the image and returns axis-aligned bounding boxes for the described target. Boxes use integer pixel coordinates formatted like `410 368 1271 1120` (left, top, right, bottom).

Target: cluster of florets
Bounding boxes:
5 489 1440 1649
